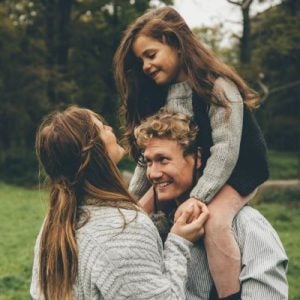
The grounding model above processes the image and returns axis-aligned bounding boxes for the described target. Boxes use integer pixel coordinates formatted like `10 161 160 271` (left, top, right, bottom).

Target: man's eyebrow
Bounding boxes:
144 152 168 160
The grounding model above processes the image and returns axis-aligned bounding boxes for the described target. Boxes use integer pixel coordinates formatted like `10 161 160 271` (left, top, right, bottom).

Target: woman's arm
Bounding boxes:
95 210 208 299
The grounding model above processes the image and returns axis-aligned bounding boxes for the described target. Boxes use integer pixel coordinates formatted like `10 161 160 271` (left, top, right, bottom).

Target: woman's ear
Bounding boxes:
196 147 202 169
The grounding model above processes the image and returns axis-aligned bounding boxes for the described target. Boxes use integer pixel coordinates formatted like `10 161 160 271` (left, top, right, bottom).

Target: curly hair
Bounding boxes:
134 108 199 156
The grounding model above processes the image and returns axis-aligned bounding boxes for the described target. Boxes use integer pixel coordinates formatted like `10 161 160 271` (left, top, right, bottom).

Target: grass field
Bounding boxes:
268 150 299 180
0 182 299 299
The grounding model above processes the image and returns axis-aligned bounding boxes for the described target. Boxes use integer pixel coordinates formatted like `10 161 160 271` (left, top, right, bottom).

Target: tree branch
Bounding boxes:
227 0 242 6
241 0 254 10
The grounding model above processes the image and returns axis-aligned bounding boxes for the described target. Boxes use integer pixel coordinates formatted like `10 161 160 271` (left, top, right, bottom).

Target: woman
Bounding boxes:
30 106 208 300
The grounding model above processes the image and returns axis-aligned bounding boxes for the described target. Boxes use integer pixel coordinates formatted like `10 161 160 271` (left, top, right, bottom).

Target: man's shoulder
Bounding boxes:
233 205 274 232
232 206 287 256
234 205 266 223
232 206 275 238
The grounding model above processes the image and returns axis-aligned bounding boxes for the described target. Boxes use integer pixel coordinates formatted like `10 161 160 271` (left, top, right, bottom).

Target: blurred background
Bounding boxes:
0 0 299 299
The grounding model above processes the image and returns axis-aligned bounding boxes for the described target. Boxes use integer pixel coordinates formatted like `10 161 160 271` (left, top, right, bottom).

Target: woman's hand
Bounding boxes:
171 202 209 242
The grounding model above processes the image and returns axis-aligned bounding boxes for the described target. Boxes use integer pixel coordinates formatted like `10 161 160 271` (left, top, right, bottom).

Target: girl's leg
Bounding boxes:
204 184 253 298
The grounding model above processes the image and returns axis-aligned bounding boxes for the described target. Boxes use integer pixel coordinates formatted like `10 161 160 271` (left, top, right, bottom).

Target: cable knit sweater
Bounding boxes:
129 77 244 203
30 206 192 300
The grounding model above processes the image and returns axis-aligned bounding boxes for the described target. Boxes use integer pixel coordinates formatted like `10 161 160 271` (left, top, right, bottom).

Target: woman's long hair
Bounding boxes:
114 6 259 160
35 106 137 300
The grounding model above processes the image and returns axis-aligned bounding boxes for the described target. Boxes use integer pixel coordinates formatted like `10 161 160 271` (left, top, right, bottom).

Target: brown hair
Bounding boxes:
36 106 137 300
135 108 198 157
114 6 258 160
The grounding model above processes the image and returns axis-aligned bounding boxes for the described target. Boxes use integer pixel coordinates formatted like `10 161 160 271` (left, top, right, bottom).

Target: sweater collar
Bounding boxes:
167 81 192 100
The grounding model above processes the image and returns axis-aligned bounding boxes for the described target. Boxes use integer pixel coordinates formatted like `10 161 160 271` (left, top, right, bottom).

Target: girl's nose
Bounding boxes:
143 60 151 73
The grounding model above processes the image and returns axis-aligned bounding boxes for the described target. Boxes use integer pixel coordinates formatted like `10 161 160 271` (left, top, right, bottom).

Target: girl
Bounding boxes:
114 6 269 299
30 106 208 300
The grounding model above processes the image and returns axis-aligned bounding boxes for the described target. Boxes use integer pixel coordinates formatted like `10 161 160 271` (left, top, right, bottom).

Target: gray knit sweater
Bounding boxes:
30 206 192 299
129 78 243 203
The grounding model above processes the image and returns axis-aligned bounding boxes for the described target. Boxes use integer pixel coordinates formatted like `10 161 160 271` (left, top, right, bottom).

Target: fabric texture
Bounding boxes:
152 206 288 300
30 206 193 300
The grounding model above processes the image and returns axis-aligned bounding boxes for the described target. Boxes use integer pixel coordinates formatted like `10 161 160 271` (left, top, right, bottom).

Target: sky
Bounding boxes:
170 0 281 44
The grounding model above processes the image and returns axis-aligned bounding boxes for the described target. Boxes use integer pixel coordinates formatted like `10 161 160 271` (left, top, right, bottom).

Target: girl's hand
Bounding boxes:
171 202 209 242
174 197 203 223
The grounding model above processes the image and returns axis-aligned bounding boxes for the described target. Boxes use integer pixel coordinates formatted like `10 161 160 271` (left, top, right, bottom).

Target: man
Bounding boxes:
133 109 288 300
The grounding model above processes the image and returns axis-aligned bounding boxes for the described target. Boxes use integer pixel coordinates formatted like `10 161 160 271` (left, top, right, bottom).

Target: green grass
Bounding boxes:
0 183 299 299
0 183 46 300
268 150 299 180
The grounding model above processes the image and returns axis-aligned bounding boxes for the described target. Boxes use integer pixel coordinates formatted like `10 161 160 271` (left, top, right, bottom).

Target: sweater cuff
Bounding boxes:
167 232 194 248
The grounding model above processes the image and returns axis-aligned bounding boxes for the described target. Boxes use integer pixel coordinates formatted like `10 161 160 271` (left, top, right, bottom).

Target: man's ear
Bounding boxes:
196 147 202 169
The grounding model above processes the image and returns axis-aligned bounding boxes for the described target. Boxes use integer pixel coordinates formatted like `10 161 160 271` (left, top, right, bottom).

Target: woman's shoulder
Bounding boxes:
78 206 158 241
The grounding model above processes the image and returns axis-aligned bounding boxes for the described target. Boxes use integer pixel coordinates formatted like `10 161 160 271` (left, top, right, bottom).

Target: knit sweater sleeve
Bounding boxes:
129 162 151 198
190 78 243 203
93 213 192 299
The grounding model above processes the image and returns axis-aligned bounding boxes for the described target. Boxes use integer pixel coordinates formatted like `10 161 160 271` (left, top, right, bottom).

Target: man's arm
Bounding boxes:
233 206 288 300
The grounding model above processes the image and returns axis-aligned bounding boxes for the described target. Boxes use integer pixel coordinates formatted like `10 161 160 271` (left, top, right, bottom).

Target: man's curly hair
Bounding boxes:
134 108 199 156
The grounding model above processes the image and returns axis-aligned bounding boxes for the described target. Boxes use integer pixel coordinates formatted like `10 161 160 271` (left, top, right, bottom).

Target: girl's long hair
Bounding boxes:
35 106 137 300
114 6 259 160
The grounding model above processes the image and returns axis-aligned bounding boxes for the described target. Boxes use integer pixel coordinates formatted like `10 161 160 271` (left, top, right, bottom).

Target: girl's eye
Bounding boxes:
147 52 156 59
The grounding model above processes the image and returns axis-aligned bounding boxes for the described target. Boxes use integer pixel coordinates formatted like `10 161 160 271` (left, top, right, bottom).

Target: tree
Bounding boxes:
251 1 300 151
227 0 254 65
0 0 173 184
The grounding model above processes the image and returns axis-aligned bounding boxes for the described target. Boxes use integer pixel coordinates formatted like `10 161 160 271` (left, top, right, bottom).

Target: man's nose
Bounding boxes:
147 164 163 180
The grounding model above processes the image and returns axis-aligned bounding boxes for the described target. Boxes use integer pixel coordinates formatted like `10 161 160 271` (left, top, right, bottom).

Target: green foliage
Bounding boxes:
268 150 299 179
249 3 300 151
0 0 173 185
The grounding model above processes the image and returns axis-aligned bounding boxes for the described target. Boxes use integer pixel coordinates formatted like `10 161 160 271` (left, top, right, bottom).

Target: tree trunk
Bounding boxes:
57 0 72 68
241 5 251 64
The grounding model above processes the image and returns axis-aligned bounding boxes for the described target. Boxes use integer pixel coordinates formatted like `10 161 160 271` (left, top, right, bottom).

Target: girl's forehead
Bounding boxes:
132 35 164 55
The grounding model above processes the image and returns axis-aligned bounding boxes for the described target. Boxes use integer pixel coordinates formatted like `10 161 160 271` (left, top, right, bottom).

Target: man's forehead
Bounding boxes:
144 137 182 157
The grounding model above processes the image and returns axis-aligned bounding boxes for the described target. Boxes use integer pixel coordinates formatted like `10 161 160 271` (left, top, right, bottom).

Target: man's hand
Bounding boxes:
171 202 209 242
174 197 204 223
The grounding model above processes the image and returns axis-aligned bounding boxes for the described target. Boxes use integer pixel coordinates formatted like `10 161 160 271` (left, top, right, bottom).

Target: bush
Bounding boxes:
0 149 38 186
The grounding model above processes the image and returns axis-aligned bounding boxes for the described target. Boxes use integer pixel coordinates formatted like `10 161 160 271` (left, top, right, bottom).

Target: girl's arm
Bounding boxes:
190 77 244 203
129 162 151 199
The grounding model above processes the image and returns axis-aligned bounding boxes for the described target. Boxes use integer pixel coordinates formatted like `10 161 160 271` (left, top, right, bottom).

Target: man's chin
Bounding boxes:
156 191 180 203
